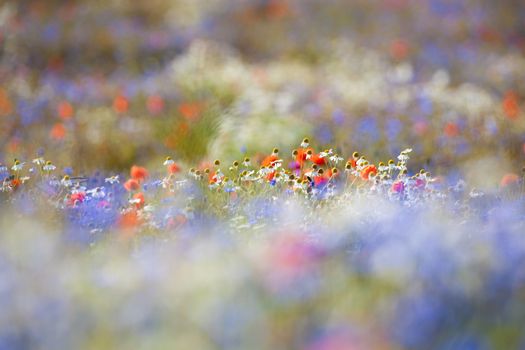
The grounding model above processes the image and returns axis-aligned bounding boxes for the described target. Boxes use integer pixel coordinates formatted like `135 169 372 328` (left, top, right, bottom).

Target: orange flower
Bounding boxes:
389 38 410 60
7 138 20 153
500 173 519 187
443 122 459 137
503 91 519 120
310 154 326 166
58 101 74 120
50 123 66 140
262 154 279 167
209 171 218 184
295 148 308 161
313 175 329 187
266 0 291 19
266 171 276 181
132 192 145 209
130 165 148 182
168 163 181 174
361 165 377 180
10 178 21 190
67 192 86 207
178 102 202 121
118 210 142 230
123 179 140 191
0 88 13 115
113 94 129 114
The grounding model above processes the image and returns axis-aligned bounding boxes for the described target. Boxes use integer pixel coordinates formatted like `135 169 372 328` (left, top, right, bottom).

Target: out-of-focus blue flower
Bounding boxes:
332 109 346 126
418 95 433 115
356 116 380 143
315 124 333 145
386 118 403 141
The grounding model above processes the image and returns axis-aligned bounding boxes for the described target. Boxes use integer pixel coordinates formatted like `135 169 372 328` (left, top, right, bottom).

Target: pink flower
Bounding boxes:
147 95 165 115
391 181 405 193
415 178 426 189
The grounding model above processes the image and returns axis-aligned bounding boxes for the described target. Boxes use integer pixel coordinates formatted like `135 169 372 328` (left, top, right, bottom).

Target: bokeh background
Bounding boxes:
1 0 525 185
3 3 525 350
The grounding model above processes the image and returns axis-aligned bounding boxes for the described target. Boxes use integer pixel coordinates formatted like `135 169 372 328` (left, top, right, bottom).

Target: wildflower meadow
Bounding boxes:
1 1 525 349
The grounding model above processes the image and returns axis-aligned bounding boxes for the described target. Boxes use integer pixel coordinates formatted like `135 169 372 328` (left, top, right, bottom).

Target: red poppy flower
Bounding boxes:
10 178 21 190
262 154 279 167
209 171 218 184
7 138 19 153
132 192 145 209
113 94 129 114
124 179 140 191
0 88 13 116
58 101 74 120
390 38 410 60
503 91 519 120
311 154 326 166
360 165 377 180
130 165 148 182
443 122 459 137
266 0 291 19
178 102 202 121
67 192 86 207
50 123 66 140
295 147 313 164
118 210 142 230
313 175 328 187
500 173 519 187
168 163 181 174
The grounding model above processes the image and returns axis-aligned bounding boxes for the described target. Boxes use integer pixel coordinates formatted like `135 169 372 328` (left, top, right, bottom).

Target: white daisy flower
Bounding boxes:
20 176 30 183
32 158 45 166
43 162 56 172
300 138 310 148
87 187 106 199
104 175 120 184
61 176 73 187
163 156 175 166
329 155 344 164
319 149 333 158
143 205 155 212
11 160 25 172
